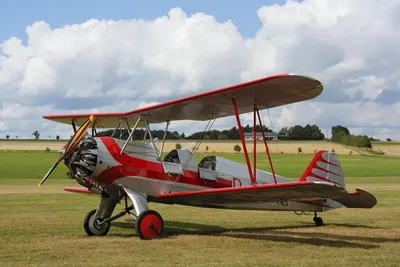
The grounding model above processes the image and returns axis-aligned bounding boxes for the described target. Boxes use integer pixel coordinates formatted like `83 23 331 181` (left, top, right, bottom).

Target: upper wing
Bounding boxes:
157 181 347 207
43 74 323 128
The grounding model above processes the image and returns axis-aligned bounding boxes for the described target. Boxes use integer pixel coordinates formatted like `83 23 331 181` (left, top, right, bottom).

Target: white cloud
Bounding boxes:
344 75 386 100
0 1 400 140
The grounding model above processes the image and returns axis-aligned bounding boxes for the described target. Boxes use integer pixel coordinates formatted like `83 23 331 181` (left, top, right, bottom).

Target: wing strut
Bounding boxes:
232 97 255 185
255 106 277 184
120 116 142 155
253 106 257 182
159 121 170 158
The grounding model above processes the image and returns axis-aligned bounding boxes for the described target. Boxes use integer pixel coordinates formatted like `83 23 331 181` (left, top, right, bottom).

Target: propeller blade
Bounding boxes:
64 115 94 159
38 157 63 187
38 115 94 187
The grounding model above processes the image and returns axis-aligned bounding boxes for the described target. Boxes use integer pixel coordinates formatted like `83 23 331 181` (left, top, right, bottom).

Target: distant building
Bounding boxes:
244 132 278 141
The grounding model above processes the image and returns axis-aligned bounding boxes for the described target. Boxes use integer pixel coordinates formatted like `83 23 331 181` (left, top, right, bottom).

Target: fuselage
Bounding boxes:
73 137 341 212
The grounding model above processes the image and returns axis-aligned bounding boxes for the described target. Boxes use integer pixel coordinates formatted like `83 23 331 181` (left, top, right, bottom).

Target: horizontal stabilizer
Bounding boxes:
334 188 377 208
158 181 347 207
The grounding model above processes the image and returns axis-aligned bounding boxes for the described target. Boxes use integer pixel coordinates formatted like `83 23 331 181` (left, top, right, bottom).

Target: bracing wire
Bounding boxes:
261 108 280 154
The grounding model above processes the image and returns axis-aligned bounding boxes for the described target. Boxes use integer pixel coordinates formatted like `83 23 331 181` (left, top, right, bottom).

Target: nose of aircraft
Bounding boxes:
38 115 95 187
66 136 98 180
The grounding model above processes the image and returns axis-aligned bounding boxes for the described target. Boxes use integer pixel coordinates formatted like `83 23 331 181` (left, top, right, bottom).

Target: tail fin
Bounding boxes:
299 150 345 189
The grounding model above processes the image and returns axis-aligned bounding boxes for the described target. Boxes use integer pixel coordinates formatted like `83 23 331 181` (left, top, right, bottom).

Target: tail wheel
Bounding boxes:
84 209 110 236
313 216 324 227
135 210 164 240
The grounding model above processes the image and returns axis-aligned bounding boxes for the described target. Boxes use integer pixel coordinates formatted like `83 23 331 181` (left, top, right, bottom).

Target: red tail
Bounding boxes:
299 150 345 189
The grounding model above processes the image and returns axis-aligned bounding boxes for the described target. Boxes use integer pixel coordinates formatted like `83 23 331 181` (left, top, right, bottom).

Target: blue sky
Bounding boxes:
1 0 285 43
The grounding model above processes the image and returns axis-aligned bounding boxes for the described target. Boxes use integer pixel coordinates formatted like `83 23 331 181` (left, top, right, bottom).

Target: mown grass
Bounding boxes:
0 151 399 266
0 189 400 267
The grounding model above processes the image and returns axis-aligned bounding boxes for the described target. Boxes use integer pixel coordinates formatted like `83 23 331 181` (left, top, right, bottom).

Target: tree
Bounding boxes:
331 125 350 141
6 135 9 140
56 135 60 140
332 127 372 148
288 125 306 140
304 124 313 140
359 135 372 148
32 130 40 140
310 125 325 140
233 144 241 153
242 125 252 132
297 147 303 154
387 138 392 142
218 134 228 140
278 127 289 139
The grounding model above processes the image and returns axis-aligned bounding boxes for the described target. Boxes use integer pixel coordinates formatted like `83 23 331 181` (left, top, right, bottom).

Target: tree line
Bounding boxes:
277 124 325 140
331 125 372 148
2 125 382 148
96 129 185 140
3 124 325 141
94 124 325 141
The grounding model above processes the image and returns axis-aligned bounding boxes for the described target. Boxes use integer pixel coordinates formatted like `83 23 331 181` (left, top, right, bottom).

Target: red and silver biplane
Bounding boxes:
39 74 377 239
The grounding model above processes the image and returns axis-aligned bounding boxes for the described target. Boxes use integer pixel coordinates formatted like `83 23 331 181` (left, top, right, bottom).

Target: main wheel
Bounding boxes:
313 216 323 227
135 210 164 240
84 209 111 236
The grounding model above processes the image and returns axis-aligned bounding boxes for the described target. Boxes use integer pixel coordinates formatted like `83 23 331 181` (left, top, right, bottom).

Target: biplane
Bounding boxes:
39 74 377 240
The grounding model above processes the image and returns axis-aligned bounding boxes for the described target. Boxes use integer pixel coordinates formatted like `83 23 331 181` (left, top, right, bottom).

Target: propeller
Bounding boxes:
38 115 94 187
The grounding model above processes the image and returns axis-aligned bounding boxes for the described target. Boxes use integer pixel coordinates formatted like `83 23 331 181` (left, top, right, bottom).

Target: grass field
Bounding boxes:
372 141 400 146
0 151 399 266
372 142 400 156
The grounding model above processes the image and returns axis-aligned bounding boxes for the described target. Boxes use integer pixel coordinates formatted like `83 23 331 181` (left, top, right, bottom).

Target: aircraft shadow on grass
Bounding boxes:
110 220 399 249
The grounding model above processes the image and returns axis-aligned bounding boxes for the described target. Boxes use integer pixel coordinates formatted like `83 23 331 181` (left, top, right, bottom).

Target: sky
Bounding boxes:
1 0 400 140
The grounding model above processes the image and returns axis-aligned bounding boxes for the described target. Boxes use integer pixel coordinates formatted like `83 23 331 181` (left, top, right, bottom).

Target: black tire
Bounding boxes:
84 209 110 236
313 216 324 227
135 210 164 240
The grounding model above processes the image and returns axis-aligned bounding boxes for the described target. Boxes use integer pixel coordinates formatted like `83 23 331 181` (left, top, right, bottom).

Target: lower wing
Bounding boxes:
158 181 347 207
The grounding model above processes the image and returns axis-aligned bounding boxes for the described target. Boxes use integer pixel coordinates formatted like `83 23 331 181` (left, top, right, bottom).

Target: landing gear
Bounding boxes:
135 210 164 240
313 212 323 226
84 209 111 236
84 188 164 240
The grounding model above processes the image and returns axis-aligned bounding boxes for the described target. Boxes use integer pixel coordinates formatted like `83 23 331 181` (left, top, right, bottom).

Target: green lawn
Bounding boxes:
0 151 399 266
1 150 399 180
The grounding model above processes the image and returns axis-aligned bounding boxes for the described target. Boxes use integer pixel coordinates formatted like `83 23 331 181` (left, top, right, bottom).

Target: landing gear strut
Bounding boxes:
313 212 323 226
